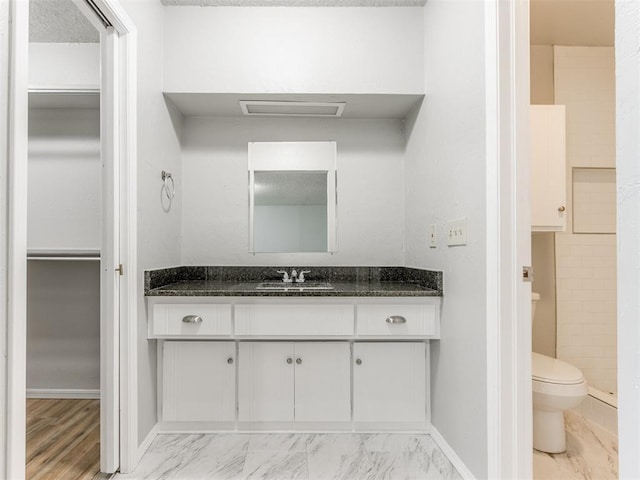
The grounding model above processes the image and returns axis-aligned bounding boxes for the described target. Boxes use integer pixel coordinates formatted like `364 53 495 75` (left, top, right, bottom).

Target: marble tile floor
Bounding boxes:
114 433 463 480
533 410 618 480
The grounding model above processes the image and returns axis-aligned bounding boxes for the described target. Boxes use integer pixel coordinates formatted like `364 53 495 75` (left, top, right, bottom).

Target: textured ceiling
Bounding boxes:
162 0 426 6
30 0 99 43
530 0 614 46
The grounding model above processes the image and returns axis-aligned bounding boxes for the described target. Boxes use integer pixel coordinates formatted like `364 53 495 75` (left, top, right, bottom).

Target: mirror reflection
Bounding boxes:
248 141 337 254
253 171 327 253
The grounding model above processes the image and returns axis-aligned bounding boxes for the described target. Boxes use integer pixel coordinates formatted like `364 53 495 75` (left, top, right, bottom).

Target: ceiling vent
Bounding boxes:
239 100 346 117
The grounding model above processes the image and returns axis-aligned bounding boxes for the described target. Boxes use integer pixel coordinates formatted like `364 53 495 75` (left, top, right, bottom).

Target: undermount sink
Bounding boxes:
256 281 335 291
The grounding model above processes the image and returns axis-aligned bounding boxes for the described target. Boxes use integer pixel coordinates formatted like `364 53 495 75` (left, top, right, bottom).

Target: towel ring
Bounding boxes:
161 171 175 200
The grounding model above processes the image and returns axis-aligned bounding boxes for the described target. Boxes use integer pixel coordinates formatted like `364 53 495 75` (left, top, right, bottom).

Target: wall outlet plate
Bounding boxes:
429 224 437 248
446 217 468 246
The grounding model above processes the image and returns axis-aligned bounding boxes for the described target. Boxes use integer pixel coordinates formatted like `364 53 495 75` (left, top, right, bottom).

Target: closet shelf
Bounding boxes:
27 249 100 261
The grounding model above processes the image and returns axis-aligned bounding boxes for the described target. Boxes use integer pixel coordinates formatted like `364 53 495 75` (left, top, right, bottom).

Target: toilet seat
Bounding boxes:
532 352 584 385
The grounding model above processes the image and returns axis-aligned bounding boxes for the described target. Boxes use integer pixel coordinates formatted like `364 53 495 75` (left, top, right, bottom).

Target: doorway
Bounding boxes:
3 0 138 477
529 0 618 477
25 3 103 475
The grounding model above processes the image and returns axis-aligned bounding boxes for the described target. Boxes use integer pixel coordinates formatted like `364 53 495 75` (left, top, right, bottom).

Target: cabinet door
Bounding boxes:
294 342 351 422
239 342 295 422
353 342 425 423
531 105 567 231
162 341 235 422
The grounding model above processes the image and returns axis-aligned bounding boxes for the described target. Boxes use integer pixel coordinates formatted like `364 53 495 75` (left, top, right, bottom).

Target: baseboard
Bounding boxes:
26 388 100 399
430 425 476 480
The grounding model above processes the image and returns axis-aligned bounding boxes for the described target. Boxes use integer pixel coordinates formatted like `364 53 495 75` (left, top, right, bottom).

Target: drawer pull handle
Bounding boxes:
286 357 293 364
386 315 407 324
227 357 234 364
182 315 203 324
355 358 362 365
296 358 302 365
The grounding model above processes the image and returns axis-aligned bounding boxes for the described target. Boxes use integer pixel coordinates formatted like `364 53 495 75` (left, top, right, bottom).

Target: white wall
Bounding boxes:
26 261 100 392
29 43 99 89
120 0 184 446
181 117 405 266
530 45 558 359
531 233 557 357
553 46 617 396
0 0 9 472
163 6 424 95
404 2 487 477
27 108 101 251
615 2 640 476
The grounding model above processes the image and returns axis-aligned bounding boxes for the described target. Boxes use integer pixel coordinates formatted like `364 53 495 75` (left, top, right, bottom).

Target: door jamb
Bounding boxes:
485 0 532 478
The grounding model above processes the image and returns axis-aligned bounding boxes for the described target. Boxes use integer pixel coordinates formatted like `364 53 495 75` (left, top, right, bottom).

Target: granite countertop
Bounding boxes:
145 266 443 298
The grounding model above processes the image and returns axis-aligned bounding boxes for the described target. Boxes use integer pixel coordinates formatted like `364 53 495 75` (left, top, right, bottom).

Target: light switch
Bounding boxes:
446 217 468 246
429 224 437 248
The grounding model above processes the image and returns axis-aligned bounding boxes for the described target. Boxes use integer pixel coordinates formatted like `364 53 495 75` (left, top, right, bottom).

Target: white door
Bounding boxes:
353 342 425 423
239 342 294 422
294 342 350 422
100 26 120 473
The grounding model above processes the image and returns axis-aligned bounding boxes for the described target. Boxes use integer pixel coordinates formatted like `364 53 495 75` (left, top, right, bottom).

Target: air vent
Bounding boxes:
239 100 346 117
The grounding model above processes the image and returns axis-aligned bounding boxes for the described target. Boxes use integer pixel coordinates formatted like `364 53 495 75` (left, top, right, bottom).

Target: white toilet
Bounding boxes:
531 292 588 453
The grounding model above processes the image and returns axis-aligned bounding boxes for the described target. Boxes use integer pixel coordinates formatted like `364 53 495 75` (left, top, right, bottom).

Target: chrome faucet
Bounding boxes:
295 270 311 283
276 270 293 283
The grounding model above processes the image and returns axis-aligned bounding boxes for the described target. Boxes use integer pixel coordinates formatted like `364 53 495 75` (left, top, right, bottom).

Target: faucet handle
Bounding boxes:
276 270 291 282
296 270 311 283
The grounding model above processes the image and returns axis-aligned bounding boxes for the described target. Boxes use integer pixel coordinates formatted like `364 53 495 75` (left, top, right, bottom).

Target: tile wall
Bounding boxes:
554 46 617 396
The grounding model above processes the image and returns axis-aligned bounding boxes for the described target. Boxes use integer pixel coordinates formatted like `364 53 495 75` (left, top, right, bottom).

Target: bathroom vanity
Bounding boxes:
145 266 442 433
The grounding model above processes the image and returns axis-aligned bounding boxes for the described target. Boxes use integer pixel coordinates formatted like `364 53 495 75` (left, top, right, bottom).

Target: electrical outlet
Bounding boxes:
429 224 437 248
446 217 468 246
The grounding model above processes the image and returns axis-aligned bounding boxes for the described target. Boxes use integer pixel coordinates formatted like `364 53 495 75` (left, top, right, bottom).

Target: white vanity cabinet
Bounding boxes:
148 296 440 431
162 341 236 422
353 342 427 424
238 342 350 423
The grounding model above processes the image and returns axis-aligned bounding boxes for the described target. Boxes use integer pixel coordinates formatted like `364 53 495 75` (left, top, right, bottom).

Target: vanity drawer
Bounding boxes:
356 304 438 337
150 304 232 337
235 304 354 336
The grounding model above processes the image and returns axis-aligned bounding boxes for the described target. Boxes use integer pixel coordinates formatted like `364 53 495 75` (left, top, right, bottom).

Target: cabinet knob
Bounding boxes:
386 315 407 324
227 357 234 364
182 315 203 324
355 358 362 365
558 206 566 212
286 357 293 364
296 358 302 365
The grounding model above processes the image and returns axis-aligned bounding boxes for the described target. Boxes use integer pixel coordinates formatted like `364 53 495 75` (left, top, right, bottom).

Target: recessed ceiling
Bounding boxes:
30 0 99 43
164 92 424 119
162 0 426 6
530 0 614 46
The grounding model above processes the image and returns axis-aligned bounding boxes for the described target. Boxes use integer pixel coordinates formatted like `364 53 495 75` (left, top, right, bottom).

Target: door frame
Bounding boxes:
2 0 138 477
485 0 532 478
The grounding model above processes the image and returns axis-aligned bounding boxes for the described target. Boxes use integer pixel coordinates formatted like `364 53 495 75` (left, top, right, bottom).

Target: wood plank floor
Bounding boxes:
26 398 111 480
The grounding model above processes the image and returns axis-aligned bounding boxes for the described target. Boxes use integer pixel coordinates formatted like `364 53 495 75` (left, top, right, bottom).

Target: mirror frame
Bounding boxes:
248 141 337 253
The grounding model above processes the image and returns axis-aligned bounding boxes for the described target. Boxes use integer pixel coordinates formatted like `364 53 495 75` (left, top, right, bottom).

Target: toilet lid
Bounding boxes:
532 352 585 385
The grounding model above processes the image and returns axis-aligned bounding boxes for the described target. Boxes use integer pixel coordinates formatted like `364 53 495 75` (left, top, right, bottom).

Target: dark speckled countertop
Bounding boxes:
145 266 443 297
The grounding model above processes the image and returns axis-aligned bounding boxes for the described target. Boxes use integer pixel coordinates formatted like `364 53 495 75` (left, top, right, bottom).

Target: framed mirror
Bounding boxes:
248 141 337 253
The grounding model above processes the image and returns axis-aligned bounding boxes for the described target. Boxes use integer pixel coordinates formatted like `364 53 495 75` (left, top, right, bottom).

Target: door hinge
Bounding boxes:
115 264 124 276
522 266 534 282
